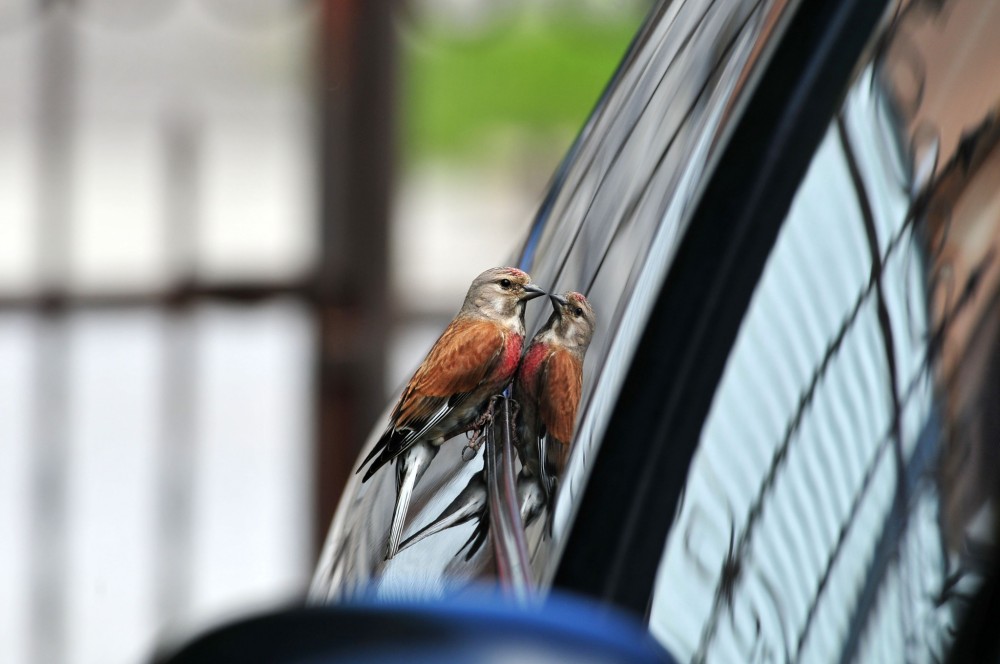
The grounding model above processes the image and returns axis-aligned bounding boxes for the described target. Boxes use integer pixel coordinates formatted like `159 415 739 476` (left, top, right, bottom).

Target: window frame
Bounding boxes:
552 0 891 618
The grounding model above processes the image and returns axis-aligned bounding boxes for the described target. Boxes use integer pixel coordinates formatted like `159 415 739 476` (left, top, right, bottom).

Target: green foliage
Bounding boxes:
401 12 642 164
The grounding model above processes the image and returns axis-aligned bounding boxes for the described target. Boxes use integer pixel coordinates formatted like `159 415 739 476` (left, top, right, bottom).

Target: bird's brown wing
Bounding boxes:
392 317 506 430
538 349 583 462
358 318 507 481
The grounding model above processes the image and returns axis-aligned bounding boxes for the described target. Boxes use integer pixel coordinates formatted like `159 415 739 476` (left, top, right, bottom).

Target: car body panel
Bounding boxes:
312 1 1000 661
311 0 802 602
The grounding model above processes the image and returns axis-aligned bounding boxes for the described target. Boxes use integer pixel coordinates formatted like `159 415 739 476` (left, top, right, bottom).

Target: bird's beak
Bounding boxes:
548 293 568 310
522 283 546 300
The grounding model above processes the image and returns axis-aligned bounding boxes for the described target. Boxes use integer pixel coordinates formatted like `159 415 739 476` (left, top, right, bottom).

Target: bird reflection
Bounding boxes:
395 292 597 567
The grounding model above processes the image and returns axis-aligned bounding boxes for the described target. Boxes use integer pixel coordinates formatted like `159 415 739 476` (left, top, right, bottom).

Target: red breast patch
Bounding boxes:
516 342 549 396
498 333 523 381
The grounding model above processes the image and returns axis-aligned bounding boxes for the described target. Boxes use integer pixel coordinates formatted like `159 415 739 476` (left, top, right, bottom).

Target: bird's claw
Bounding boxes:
461 394 511 461
461 440 481 461
462 427 488 461
476 394 503 428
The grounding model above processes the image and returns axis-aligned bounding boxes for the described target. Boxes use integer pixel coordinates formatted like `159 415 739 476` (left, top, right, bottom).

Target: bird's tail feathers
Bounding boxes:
399 495 482 554
384 442 438 560
359 427 411 482
385 465 417 560
460 517 490 561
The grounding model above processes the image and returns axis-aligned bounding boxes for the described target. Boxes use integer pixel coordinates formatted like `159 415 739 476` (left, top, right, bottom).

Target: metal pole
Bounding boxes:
313 0 395 558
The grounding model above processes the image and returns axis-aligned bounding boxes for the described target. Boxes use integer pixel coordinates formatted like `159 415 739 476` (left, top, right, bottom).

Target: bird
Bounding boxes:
396 291 596 562
356 266 545 559
513 291 596 499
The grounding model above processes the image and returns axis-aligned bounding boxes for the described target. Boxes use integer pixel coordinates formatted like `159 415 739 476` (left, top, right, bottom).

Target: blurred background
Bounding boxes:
0 0 647 662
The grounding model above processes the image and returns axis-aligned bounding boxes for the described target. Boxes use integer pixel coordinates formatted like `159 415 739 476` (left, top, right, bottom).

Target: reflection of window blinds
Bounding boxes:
650 116 945 661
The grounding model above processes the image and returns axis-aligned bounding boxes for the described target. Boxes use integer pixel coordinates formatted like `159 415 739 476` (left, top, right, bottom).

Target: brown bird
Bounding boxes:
402 293 596 560
513 291 596 496
357 266 545 559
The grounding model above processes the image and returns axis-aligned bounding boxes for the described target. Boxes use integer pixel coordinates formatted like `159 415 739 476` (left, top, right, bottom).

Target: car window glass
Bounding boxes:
648 96 920 659
648 2 1000 658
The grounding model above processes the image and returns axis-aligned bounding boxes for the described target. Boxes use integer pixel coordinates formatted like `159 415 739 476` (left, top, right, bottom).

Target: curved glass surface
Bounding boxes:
648 1 1000 660
310 0 797 601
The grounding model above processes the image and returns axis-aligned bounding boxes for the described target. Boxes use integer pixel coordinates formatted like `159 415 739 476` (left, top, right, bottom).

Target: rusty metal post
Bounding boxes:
313 0 396 556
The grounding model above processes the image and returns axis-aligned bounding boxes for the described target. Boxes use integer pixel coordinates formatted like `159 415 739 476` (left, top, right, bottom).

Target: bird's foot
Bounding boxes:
462 423 491 461
461 394 508 461
478 394 505 428
461 432 485 461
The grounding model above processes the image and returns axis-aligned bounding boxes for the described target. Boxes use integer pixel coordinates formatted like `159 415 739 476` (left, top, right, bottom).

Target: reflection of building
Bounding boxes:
649 2 1000 660
652 82 935 661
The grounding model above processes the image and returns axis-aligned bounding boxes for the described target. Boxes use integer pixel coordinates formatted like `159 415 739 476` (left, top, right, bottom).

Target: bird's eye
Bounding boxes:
574 307 584 317
499 278 512 289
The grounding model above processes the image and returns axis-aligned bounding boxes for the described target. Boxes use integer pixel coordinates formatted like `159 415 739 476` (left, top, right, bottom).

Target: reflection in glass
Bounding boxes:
649 119 912 660
649 2 1000 660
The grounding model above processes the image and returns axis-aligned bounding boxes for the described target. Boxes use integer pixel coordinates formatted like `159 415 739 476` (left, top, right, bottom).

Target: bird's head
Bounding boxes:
545 291 596 350
463 267 545 322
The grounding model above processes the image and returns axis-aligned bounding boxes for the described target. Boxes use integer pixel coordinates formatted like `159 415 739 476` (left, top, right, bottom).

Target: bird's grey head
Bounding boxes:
462 267 545 323
545 291 596 350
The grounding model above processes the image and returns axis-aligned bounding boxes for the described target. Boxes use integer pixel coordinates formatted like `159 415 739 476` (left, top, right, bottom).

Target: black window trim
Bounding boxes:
553 0 891 618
